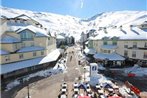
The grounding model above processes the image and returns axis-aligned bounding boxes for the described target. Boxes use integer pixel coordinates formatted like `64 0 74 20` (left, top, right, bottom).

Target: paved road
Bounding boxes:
2 46 82 98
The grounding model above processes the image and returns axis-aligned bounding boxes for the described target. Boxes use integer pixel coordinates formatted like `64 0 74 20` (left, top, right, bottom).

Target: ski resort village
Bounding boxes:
0 6 147 98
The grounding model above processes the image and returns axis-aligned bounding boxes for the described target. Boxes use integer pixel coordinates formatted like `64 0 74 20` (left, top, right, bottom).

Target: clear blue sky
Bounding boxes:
1 0 147 18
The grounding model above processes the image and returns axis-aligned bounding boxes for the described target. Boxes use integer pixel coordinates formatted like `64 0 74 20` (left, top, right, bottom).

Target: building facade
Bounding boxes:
88 25 147 66
0 14 58 79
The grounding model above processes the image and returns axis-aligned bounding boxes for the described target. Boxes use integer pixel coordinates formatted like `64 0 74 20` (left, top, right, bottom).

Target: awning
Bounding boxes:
1 49 63 74
93 53 125 61
84 48 96 55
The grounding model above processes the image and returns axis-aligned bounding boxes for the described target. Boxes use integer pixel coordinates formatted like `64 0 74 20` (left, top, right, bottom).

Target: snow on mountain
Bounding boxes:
1 7 147 40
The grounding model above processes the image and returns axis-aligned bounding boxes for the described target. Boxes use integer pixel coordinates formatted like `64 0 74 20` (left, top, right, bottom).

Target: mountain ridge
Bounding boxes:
1 6 147 40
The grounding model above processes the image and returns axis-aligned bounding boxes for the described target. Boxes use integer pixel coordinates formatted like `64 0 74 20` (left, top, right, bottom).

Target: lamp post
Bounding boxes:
27 84 30 98
84 67 86 82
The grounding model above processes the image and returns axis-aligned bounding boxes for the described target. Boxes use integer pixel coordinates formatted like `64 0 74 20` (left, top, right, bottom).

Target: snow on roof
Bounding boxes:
101 45 117 49
56 35 65 39
39 49 63 64
14 14 37 21
93 53 125 61
84 48 96 55
18 46 45 53
89 27 147 40
90 63 97 66
50 32 56 37
0 35 21 43
16 25 49 37
1 49 62 74
85 41 89 44
0 49 9 55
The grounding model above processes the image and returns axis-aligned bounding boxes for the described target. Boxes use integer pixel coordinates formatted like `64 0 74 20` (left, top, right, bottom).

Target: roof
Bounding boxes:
90 63 97 66
13 14 40 24
101 45 117 49
93 53 125 61
84 48 96 55
16 25 49 37
56 35 65 39
0 49 9 55
0 35 21 43
85 41 89 44
39 49 63 64
89 27 147 40
1 49 62 74
18 46 45 53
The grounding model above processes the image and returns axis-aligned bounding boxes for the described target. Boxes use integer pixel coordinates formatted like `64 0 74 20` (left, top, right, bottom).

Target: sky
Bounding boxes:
1 0 147 18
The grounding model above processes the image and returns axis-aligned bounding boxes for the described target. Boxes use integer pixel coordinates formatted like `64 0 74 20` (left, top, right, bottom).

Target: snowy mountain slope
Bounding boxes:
1 7 147 40
82 11 147 28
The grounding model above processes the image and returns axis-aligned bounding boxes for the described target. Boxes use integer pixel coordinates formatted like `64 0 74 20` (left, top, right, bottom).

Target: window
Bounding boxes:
124 50 128 57
132 51 136 57
5 55 10 61
145 42 147 48
15 20 17 23
22 43 25 48
48 37 50 45
112 41 117 45
124 45 128 48
19 54 23 59
103 41 107 45
31 42 34 46
15 44 18 49
108 50 110 53
124 42 128 48
104 50 107 53
33 52 36 56
112 37 118 45
92 66 97 71
20 30 34 41
20 20 24 23
144 52 147 58
133 42 137 48
41 51 44 55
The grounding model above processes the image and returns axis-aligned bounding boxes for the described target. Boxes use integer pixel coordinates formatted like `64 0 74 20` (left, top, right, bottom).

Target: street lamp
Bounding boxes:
84 67 86 82
27 84 30 98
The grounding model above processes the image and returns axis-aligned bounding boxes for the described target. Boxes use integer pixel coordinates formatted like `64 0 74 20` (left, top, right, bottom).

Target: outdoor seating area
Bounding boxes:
58 82 135 98
95 83 122 98
58 82 95 98
59 82 68 98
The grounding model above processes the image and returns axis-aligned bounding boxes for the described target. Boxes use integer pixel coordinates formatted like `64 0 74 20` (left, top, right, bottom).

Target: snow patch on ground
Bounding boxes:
124 64 147 76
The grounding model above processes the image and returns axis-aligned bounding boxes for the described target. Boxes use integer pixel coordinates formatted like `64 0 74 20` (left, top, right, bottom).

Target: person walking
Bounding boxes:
70 56 72 61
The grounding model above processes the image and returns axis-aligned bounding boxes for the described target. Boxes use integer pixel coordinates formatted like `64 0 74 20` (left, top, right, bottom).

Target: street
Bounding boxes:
2 46 147 98
2 46 82 98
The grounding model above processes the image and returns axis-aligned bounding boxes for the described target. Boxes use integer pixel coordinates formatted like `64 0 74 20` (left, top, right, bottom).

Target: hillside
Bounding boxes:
1 7 147 40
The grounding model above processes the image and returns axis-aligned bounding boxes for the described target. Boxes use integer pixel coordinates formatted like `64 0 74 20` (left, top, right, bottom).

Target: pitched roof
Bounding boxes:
0 49 9 55
89 27 147 40
1 49 62 74
56 35 65 39
16 25 49 37
18 46 45 53
13 14 39 24
84 47 96 54
94 53 125 61
0 35 21 43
